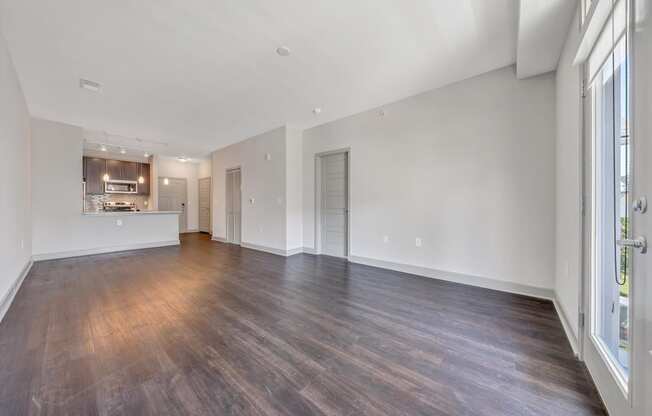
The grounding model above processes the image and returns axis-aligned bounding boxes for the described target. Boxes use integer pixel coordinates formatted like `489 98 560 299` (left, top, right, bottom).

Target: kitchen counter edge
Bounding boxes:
82 210 182 216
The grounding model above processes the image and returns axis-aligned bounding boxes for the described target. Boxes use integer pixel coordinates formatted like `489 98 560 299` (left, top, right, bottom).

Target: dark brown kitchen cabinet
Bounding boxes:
106 160 138 181
83 157 106 194
123 161 139 181
106 159 121 181
83 157 150 195
137 163 150 195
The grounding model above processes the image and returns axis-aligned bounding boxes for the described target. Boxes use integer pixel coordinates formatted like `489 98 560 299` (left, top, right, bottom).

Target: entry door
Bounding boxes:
226 169 241 244
158 177 187 233
581 1 649 414
320 152 348 257
198 177 211 233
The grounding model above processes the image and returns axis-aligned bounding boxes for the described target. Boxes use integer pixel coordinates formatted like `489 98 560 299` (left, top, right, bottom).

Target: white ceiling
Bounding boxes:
0 0 520 157
516 0 577 79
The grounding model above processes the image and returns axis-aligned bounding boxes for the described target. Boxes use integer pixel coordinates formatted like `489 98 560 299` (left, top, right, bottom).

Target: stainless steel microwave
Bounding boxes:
105 180 138 194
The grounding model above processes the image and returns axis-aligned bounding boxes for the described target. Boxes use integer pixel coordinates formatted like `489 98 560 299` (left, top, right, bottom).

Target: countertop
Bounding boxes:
82 210 182 216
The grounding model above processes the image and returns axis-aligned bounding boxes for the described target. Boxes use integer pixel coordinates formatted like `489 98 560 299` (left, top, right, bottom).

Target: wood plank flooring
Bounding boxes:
0 233 605 415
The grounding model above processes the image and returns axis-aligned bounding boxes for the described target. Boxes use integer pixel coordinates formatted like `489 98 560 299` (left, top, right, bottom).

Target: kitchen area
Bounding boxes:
82 155 153 213
29 119 190 260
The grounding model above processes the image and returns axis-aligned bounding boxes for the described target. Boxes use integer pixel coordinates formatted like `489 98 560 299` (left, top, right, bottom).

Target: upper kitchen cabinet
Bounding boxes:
137 163 150 195
83 156 151 195
106 159 139 181
106 159 120 181
123 161 139 181
84 157 106 194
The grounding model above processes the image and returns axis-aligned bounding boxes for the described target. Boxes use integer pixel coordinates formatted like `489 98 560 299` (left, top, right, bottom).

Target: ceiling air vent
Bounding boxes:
79 78 102 92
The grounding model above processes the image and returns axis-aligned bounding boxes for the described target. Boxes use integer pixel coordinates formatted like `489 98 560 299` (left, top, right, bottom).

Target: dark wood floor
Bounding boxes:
0 233 605 415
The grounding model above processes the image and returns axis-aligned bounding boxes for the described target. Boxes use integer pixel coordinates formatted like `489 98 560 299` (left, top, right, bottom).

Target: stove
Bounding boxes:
103 201 137 212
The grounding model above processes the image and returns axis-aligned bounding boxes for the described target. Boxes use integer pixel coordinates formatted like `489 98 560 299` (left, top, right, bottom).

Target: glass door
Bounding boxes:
589 26 632 387
582 1 649 414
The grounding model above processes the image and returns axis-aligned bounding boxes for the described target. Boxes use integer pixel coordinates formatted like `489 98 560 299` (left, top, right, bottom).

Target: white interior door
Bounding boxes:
581 1 649 414
226 169 241 244
198 177 211 233
158 177 187 233
320 152 348 257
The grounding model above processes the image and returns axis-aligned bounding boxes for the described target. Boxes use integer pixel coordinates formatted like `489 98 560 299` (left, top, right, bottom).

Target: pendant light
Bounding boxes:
102 159 109 181
138 162 145 184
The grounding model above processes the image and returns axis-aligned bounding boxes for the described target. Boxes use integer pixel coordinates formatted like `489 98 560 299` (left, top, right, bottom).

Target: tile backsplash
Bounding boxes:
84 194 150 212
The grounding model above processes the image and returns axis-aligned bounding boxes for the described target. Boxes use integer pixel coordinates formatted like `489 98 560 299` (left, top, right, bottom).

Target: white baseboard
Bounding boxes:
302 247 317 255
240 242 304 257
32 240 180 261
181 229 199 234
553 297 580 357
0 259 33 324
348 255 555 300
286 247 304 256
211 237 307 257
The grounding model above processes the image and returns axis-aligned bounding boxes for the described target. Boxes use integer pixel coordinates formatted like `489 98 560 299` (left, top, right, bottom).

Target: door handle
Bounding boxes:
616 236 647 254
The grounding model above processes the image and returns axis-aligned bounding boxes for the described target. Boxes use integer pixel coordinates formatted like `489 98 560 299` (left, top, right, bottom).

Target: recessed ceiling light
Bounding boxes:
80 78 102 92
276 46 291 57
144 152 150 158
177 156 188 163
100 145 107 152
313 107 322 115
120 148 127 154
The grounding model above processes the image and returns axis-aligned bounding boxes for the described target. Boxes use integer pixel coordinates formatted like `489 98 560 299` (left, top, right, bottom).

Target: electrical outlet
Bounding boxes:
415 237 422 247
20 239 24 249
116 219 123 227
383 235 389 243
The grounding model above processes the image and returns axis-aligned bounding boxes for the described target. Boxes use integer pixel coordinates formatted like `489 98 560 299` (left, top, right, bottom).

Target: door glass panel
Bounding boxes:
591 32 630 380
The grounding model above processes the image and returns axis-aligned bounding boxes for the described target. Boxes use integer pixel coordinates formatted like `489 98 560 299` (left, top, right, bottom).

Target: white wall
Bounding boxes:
212 127 288 250
0 29 31 315
156 157 200 232
554 9 582 343
31 118 179 258
303 66 556 290
198 158 212 178
285 128 303 251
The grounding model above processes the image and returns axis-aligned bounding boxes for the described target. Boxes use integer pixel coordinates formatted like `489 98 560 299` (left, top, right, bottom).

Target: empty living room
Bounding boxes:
1 0 651 415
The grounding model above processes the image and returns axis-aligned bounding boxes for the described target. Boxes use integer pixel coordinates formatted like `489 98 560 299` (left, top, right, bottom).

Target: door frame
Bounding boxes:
225 167 242 245
198 176 212 234
158 176 188 233
314 148 351 258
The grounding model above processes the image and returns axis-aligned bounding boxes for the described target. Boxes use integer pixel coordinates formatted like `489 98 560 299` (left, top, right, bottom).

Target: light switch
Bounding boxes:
383 235 389 243
249 197 255 204
265 153 272 161
415 238 422 247
116 219 123 227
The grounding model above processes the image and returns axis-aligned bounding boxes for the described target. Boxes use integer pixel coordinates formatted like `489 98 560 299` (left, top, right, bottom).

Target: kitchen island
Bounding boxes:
32 210 182 261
